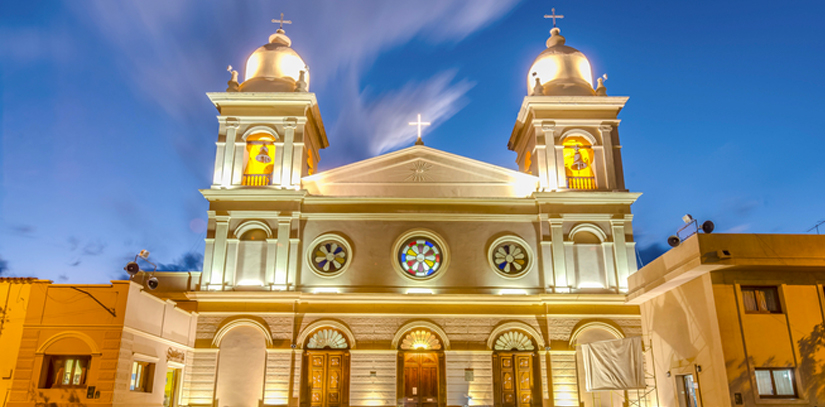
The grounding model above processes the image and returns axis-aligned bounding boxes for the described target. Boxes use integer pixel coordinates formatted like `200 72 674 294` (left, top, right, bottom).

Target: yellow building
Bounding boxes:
4 280 197 407
0 278 45 405
627 233 825 407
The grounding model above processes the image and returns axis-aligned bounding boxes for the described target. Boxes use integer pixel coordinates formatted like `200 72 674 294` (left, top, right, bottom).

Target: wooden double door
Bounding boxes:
305 350 349 407
493 352 537 407
402 352 441 407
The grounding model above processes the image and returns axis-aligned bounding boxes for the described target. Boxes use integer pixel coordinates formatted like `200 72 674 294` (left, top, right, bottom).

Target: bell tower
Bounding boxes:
201 20 328 291
508 26 627 192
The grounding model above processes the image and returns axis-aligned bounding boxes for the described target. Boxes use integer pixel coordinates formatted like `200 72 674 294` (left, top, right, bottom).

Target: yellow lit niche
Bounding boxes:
242 134 276 186
562 136 595 190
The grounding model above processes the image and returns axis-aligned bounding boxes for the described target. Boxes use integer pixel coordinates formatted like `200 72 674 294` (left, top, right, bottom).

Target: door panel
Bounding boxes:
403 352 440 407
306 351 348 407
496 353 535 407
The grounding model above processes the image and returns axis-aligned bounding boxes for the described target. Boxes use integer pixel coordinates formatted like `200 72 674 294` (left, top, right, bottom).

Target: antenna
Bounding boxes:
807 219 825 235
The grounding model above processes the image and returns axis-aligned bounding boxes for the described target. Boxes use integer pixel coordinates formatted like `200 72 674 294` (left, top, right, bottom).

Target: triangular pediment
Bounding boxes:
302 146 538 198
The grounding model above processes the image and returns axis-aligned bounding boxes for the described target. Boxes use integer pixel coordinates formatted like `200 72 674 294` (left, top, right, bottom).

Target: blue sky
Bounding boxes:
2 0 824 283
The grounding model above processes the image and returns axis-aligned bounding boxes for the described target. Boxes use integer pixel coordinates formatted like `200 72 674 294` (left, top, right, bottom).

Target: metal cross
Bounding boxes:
271 13 292 30
544 8 564 27
408 113 431 145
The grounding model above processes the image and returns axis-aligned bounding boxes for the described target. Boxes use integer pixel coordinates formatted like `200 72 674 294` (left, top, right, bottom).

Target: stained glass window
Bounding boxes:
492 242 529 275
399 238 442 277
312 241 348 273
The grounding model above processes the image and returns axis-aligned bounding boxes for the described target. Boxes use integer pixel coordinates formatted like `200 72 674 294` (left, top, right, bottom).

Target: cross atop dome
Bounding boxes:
271 12 292 31
543 8 564 28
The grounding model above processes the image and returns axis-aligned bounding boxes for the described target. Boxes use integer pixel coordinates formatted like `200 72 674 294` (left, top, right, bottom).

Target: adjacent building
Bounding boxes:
627 233 825 407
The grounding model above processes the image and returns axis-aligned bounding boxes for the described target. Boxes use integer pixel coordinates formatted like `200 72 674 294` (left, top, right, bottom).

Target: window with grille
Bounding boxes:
755 368 796 398
741 286 781 313
41 355 90 388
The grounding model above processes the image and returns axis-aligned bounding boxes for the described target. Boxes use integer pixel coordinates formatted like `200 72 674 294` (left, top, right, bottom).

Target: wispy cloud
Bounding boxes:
332 71 474 163
66 0 520 166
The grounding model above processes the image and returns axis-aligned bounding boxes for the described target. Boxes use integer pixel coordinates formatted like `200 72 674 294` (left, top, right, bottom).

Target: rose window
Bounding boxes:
312 241 348 273
399 238 443 277
492 242 528 275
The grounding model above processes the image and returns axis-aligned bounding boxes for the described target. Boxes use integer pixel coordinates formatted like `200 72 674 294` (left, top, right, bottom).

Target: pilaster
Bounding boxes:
549 219 568 292
280 118 298 189
610 219 630 292
275 220 291 286
599 124 617 190
265 238 279 287
209 216 230 288
221 118 240 187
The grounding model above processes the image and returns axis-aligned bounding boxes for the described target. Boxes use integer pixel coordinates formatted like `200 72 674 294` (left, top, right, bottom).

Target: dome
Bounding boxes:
527 28 594 96
239 29 309 92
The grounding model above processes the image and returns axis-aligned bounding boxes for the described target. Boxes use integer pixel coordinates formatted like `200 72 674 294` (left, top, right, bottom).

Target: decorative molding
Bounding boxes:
569 223 608 242
297 320 357 350
494 331 535 351
306 329 348 349
212 318 273 347
405 161 433 182
400 330 442 350
36 331 102 356
233 220 273 239
392 320 450 350
487 322 545 350
568 321 624 347
167 348 186 364
241 125 280 141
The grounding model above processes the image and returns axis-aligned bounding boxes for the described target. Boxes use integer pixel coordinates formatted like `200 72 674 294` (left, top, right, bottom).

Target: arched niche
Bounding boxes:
241 125 281 142
391 321 450 351
214 324 268 407
297 320 356 350
233 221 273 287
568 223 609 290
568 223 607 243
233 220 273 239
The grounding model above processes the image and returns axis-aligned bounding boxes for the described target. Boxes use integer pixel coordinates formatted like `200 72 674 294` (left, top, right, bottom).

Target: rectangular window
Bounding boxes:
130 361 155 392
41 356 90 388
741 286 781 313
755 368 797 398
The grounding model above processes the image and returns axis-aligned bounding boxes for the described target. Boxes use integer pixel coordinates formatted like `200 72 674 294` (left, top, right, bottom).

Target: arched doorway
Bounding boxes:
396 328 446 407
570 322 625 407
491 330 541 407
214 325 268 407
302 328 351 407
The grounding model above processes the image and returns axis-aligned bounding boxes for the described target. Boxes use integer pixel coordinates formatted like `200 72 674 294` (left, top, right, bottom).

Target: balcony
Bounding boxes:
567 176 595 190
242 174 272 186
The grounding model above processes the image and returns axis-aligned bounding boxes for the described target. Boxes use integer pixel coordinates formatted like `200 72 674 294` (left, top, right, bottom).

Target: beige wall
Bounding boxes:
0 279 41 406
640 273 730 407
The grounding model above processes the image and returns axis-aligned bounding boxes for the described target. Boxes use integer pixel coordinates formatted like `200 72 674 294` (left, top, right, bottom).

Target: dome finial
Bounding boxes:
226 65 239 92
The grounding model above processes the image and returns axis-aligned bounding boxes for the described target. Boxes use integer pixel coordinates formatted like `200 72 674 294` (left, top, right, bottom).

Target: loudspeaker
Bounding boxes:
701 220 715 234
667 235 681 247
124 262 140 276
147 276 159 290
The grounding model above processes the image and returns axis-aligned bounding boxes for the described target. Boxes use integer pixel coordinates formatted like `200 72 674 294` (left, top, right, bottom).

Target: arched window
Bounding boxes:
563 135 595 190
236 229 268 286
242 134 276 186
570 225 608 290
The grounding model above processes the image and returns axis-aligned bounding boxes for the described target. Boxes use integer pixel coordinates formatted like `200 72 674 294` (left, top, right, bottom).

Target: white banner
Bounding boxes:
581 336 646 391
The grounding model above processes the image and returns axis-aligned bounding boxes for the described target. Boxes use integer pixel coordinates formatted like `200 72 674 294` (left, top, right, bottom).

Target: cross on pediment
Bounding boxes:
408 113 431 146
544 8 564 27
271 12 292 30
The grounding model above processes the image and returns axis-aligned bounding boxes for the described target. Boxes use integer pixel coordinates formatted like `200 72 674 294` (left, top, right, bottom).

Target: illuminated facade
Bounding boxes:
4 23 645 407
628 234 825 407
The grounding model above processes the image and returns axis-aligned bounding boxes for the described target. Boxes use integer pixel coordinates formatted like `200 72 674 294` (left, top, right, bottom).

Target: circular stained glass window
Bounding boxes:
488 236 533 279
399 238 443 277
311 241 348 274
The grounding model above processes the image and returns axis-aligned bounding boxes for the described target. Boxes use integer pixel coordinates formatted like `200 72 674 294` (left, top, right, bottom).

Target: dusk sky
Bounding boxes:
2 0 824 283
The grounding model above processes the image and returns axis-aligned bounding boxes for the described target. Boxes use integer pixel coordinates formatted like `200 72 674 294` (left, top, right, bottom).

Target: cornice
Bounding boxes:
534 191 642 205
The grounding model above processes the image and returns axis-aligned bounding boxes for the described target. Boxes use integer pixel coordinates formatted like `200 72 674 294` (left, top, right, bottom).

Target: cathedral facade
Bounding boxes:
176 23 643 407
2 22 648 407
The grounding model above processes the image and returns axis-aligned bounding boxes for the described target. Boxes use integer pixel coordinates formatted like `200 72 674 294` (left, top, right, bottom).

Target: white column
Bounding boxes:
202 237 215 288
555 144 566 190
274 220 291 286
224 238 239 287
535 122 559 191
271 142 284 185
221 118 240 187
599 124 617 190
212 142 224 186
287 237 300 289
280 118 298 188
209 216 230 289
291 142 304 187
265 238 278 287
610 219 630 291
549 219 568 292
231 139 245 186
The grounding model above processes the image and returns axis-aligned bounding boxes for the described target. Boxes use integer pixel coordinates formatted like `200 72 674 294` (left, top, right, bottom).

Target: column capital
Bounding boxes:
598 124 613 133
224 117 241 129
283 117 299 129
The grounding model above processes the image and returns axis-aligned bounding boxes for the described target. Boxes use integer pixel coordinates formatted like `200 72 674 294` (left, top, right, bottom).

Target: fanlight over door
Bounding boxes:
303 328 350 407
493 331 539 407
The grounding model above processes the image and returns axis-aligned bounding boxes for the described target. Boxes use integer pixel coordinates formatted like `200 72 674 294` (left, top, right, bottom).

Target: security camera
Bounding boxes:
667 235 681 248
124 261 140 276
147 276 159 290
138 249 150 259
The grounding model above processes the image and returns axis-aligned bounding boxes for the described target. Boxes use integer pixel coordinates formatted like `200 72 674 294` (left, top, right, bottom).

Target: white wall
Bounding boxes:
215 326 267 406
